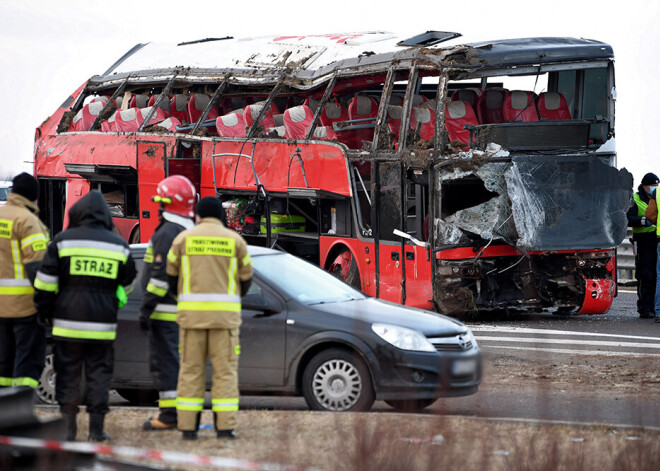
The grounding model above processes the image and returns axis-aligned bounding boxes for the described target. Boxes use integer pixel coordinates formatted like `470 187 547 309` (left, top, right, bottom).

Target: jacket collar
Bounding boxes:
163 211 195 229
7 192 39 215
198 217 225 227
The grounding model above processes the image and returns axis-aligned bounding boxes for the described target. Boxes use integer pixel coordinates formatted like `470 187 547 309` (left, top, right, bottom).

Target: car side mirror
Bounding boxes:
242 293 280 315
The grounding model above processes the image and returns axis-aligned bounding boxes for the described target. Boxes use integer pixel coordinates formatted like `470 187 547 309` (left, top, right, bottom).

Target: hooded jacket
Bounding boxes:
627 185 657 241
34 191 136 342
0 192 49 318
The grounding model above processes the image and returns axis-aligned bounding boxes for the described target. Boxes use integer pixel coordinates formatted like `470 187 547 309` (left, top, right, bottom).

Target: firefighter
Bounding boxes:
0 173 49 390
34 191 136 441
139 175 196 431
627 172 659 318
645 182 660 322
166 197 252 440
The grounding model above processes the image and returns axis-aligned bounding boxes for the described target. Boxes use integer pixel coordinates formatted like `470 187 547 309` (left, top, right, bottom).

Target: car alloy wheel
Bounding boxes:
302 348 374 412
36 353 57 405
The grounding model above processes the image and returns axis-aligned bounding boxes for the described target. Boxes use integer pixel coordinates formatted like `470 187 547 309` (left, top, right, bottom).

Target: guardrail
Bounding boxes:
616 229 636 286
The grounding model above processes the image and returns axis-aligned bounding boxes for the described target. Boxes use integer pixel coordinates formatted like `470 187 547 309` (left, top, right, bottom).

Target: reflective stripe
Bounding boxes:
11 240 23 279
178 293 241 303
13 377 39 388
242 254 252 266
144 244 154 264
633 193 655 234
176 397 204 411
159 390 177 408
146 278 169 297
160 390 177 399
185 237 236 256
0 286 35 295
0 377 12 386
150 312 177 322
0 278 33 295
212 398 239 412
34 271 58 292
159 398 176 408
154 303 177 313
178 301 241 312
0 278 32 286
20 233 48 250
167 249 177 264
228 258 237 295
57 240 129 262
52 319 117 340
182 255 191 294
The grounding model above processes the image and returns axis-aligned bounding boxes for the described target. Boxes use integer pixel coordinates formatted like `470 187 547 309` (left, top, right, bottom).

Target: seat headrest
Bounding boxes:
447 101 467 119
355 96 374 115
543 92 561 110
194 94 210 109
120 108 137 121
510 91 530 110
413 107 432 124
387 105 403 120
325 102 343 119
88 101 106 116
486 90 504 109
313 127 330 138
173 95 189 111
220 113 240 127
288 106 308 123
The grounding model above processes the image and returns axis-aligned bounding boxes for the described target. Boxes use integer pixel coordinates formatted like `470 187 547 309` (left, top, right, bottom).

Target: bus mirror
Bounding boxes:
393 229 428 247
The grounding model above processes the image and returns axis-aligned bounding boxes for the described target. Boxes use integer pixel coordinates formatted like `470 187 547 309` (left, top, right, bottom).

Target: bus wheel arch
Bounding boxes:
326 245 361 290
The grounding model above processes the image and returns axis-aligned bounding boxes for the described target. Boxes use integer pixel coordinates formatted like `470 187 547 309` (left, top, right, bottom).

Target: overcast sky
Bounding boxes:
1 0 658 185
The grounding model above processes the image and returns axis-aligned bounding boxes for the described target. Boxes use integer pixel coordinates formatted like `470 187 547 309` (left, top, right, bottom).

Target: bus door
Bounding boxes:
136 141 167 242
374 161 403 303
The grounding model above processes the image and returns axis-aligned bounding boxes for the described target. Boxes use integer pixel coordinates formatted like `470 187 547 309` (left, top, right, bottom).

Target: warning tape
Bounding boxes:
0 435 319 470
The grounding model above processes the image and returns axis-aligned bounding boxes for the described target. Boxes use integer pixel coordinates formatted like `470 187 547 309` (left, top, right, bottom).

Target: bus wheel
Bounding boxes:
129 226 140 244
329 250 361 290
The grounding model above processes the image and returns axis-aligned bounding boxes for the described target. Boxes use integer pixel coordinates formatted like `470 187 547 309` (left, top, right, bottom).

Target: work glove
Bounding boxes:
139 313 150 332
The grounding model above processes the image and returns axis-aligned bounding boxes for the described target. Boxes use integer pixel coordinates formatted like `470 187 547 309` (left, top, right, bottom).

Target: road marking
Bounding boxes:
468 325 660 342
484 345 660 357
475 336 660 349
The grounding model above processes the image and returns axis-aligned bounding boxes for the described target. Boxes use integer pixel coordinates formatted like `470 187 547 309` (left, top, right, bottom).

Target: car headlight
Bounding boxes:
371 323 436 352
462 329 478 349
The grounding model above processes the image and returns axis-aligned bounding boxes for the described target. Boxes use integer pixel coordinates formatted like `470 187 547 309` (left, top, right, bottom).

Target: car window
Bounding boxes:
0 187 9 201
253 253 365 305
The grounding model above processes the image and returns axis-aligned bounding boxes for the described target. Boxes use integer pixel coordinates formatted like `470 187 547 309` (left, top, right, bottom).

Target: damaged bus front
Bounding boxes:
428 38 632 315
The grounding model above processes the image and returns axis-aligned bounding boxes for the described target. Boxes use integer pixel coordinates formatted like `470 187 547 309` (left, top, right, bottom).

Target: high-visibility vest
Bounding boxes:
633 193 656 234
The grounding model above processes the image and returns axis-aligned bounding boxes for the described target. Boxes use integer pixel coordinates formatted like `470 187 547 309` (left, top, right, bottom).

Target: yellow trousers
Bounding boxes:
176 328 239 431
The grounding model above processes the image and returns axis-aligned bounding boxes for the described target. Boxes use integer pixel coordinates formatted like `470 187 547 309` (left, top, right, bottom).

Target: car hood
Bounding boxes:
308 298 467 337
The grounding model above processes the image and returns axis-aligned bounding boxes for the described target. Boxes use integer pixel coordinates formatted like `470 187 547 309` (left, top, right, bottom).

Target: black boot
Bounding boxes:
214 412 237 439
88 414 111 442
63 413 77 441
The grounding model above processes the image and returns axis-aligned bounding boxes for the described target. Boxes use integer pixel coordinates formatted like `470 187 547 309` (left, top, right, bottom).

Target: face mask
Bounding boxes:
650 186 658 196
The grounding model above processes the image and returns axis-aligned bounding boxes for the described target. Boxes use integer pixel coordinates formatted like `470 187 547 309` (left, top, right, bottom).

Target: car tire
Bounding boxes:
385 398 437 412
36 353 57 405
115 388 159 405
302 348 375 412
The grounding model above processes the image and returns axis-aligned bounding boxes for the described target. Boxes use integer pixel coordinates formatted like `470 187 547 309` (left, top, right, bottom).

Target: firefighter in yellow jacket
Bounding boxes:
0 173 49 390
166 197 252 440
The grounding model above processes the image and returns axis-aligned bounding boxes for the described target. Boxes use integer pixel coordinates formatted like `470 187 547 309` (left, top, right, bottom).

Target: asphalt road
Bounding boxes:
234 290 660 427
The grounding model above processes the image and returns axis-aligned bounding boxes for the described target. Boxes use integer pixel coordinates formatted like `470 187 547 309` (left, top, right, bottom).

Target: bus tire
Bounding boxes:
328 249 361 290
129 226 140 244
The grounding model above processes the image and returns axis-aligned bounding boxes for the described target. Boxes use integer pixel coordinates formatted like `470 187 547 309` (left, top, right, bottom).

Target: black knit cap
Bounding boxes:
641 173 659 185
12 173 39 201
196 196 225 221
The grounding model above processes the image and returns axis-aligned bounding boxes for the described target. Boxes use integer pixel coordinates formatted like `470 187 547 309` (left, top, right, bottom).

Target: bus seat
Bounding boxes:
311 126 337 140
267 126 286 137
348 96 378 122
273 113 284 127
303 97 321 113
412 106 435 141
129 94 150 109
320 101 348 127
537 92 571 120
100 111 117 132
389 94 404 106
476 88 507 124
502 90 539 122
283 105 314 139
71 100 106 131
113 97 123 109
148 95 171 117
154 117 181 132
386 105 403 139
114 107 166 132
243 103 276 129
216 112 247 137
450 88 482 110
188 94 219 124
445 100 478 147
412 94 427 106
170 94 191 124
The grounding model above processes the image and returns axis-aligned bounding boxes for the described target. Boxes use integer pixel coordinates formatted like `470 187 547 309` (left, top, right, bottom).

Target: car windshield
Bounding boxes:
253 252 366 305
0 188 9 201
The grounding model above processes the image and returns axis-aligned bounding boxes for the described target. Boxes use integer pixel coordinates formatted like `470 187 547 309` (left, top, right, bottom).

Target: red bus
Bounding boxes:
33 32 632 316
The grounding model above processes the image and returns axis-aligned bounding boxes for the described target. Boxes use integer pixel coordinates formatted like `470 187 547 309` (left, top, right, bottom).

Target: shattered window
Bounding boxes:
378 162 402 241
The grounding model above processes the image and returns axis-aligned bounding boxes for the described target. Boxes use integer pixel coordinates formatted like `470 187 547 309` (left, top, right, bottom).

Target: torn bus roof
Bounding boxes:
91 33 614 86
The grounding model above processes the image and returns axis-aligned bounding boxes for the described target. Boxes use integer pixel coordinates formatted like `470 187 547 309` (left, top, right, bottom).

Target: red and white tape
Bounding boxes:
0 435 319 470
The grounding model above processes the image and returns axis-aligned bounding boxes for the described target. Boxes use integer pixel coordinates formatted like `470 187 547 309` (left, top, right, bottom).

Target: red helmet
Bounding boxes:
153 175 196 218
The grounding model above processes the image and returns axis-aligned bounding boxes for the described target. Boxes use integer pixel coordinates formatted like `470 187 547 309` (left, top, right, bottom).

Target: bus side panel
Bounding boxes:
136 141 167 242
63 178 90 229
403 244 434 310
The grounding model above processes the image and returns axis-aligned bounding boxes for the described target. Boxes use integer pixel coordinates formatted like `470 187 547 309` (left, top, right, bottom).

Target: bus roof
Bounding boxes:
92 32 614 87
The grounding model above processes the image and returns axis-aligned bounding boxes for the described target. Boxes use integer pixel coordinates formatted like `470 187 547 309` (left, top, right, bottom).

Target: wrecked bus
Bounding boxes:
33 32 632 316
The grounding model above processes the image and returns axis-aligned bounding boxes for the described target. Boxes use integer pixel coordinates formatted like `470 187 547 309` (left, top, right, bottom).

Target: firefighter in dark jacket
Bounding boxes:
0 173 49 390
34 190 136 441
140 175 196 431
626 172 659 318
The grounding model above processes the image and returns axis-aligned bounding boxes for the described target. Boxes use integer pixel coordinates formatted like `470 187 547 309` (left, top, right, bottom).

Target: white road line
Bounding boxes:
475 336 660 349
468 325 660 342
483 345 660 357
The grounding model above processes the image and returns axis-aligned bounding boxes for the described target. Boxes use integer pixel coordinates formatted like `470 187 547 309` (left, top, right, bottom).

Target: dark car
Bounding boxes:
37 245 481 412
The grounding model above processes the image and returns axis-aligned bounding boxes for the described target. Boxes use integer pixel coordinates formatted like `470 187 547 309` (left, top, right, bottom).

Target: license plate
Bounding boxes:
451 358 477 376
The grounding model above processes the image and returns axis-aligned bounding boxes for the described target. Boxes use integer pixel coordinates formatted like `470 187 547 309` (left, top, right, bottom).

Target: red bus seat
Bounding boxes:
476 88 507 124
310 126 337 140
451 88 482 111
216 112 247 137
445 100 478 147
537 92 571 120
100 111 117 132
303 97 321 113
71 101 106 131
387 105 403 139
129 94 150 109
114 107 166 132
348 96 378 122
154 117 181 132
320 101 348 127
148 95 171 117
170 94 190 124
412 106 435 141
283 105 336 140
188 94 219 124
243 103 276 129
503 91 539 122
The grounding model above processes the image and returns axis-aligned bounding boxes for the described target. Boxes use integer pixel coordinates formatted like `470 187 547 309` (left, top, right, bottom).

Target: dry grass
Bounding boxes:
34 408 660 471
